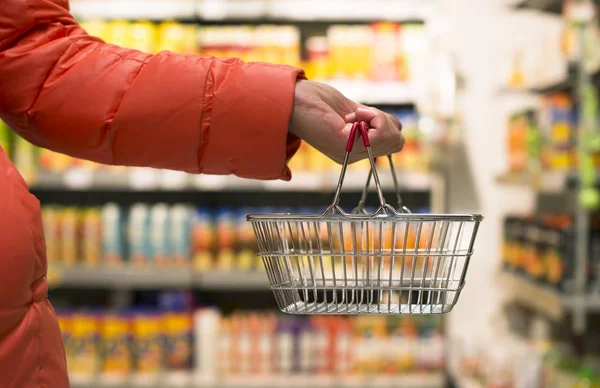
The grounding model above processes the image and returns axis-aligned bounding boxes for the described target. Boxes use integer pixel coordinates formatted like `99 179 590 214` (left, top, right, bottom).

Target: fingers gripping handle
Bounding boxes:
345 122 371 152
332 121 386 210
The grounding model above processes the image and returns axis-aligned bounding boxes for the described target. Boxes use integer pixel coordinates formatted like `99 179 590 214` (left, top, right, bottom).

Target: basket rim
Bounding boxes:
246 212 483 223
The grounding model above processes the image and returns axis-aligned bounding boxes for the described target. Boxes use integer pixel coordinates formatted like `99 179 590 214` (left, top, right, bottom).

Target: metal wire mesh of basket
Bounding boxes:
248 122 482 315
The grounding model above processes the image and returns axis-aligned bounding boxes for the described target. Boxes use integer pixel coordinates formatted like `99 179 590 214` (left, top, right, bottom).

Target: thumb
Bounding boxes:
344 107 377 124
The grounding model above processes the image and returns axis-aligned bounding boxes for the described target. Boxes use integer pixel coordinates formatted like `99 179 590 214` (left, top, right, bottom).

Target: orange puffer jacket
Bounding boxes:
0 1 302 387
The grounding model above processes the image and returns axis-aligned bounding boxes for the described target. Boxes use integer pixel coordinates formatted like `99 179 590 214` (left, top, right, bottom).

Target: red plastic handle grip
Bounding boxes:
345 122 359 152
359 121 371 147
345 121 371 153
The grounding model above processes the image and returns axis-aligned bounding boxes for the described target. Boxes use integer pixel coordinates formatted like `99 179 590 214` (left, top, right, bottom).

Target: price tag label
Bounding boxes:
159 170 188 190
63 168 93 189
193 175 226 190
129 168 158 190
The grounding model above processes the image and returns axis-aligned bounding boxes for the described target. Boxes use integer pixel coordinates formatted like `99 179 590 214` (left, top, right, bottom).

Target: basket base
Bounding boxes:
279 301 452 315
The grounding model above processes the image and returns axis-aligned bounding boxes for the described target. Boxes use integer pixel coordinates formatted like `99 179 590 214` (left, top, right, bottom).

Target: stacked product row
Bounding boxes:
506 93 589 174
502 213 600 292
77 20 427 82
458 337 600 388
506 0 600 90
43 203 434 271
58 292 444 382
43 204 257 271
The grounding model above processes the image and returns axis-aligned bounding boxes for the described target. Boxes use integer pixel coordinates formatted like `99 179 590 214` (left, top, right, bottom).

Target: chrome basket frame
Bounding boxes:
248 122 482 315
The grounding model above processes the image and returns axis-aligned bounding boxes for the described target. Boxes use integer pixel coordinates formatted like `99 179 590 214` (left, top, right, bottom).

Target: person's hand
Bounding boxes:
288 80 404 164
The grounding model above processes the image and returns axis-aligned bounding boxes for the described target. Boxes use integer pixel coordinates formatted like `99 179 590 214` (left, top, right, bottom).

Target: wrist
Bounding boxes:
288 79 306 138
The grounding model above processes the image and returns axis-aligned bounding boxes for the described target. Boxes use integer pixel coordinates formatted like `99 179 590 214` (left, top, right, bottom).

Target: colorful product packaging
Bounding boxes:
101 313 132 377
60 208 79 266
101 203 123 266
131 311 163 376
276 316 295 375
216 207 236 271
194 308 221 380
82 208 101 267
71 312 101 377
149 203 170 266
370 23 399 81
42 206 60 264
236 208 256 271
218 317 233 376
236 314 252 375
163 312 193 371
192 208 214 271
169 204 192 266
56 310 75 375
129 204 150 266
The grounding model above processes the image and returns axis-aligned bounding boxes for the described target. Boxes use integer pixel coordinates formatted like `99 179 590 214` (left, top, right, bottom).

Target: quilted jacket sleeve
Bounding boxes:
0 0 303 180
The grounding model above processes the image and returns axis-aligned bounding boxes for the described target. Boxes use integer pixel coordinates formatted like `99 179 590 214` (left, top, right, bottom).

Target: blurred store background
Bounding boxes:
2 0 600 386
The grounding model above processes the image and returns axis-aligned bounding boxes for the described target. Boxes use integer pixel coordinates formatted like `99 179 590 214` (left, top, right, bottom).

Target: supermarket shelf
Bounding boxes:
327 80 417 106
69 0 435 22
195 271 268 290
30 169 433 193
49 266 193 289
513 0 562 14
498 271 566 320
48 267 269 290
70 373 445 388
451 376 484 388
495 170 572 193
499 64 600 95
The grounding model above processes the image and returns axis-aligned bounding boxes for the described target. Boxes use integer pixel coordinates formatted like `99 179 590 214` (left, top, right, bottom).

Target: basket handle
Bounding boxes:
329 121 389 213
354 156 411 214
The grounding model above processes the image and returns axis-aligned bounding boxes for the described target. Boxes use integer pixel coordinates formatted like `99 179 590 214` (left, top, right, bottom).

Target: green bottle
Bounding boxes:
0 120 11 156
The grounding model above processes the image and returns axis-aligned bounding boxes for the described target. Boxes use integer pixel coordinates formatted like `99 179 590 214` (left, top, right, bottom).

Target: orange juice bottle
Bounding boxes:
107 20 131 47
370 23 399 81
60 208 80 267
101 313 132 378
82 208 101 267
306 36 329 81
132 311 163 376
164 312 193 371
71 312 101 377
157 21 187 53
42 206 60 264
129 21 157 53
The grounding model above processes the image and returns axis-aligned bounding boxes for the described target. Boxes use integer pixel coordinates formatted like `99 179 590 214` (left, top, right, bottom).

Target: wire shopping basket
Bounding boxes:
247 122 482 315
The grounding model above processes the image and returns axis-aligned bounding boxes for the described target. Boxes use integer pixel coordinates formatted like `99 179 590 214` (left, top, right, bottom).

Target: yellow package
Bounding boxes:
278 26 300 68
164 313 193 371
157 22 187 53
71 312 101 376
101 313 132 376
13 136 36 183
60 208 79 266
130 21 157 53
132 312 163 374
107 20 131 47
56 311 75 375
82 208 101 267
80 20 109 42
42 206 60 264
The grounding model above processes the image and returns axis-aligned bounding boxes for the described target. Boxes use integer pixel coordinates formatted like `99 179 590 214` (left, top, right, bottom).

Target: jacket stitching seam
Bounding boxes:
65 37 149 164
22 0 36 23
106 60 147 165
197 57 215 172
26 34 79 139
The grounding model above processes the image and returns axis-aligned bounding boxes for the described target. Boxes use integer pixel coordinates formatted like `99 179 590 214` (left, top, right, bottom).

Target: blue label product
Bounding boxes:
150 203 170 266
129 204 151 266
102 203 124 266
169 204 192 266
